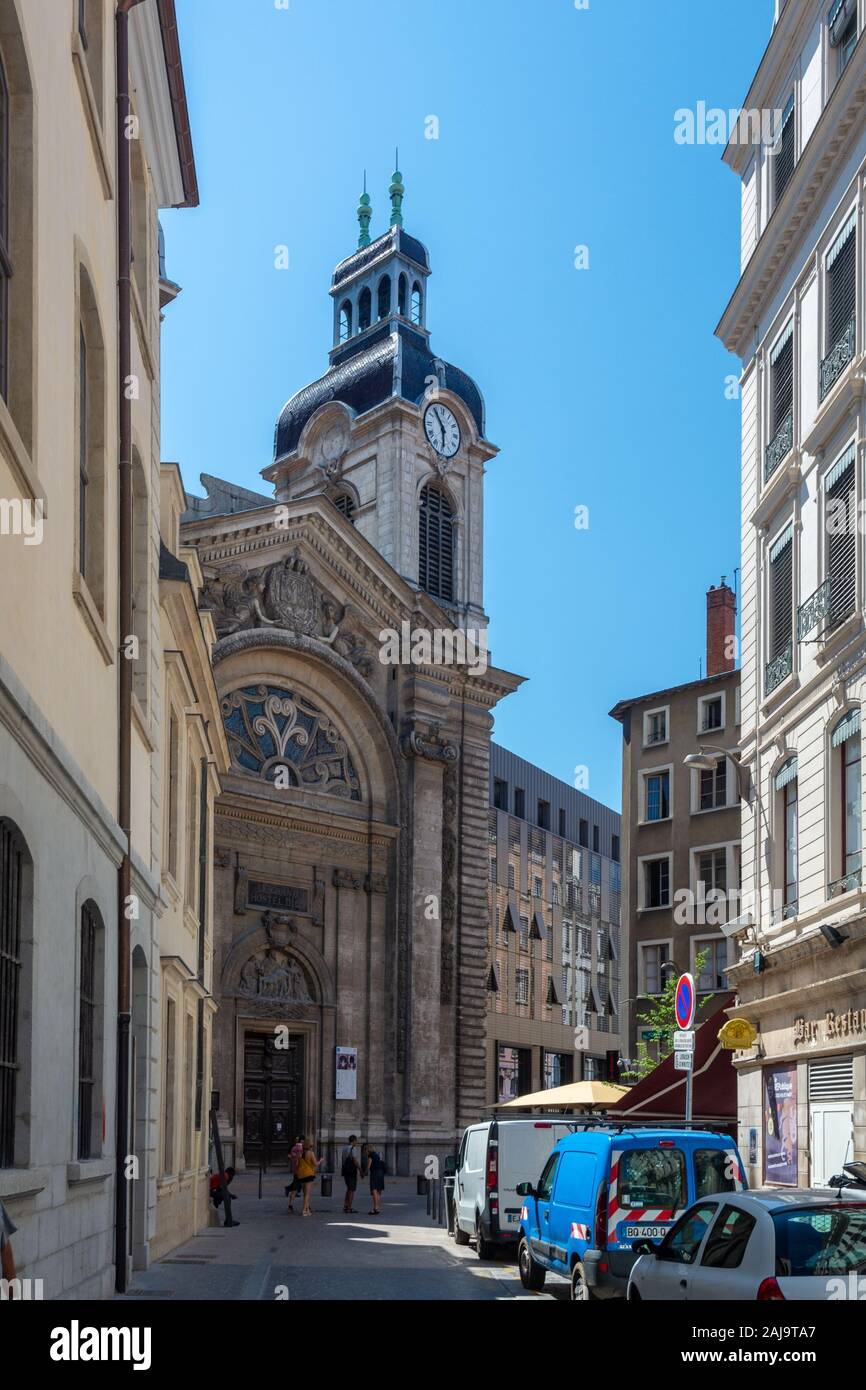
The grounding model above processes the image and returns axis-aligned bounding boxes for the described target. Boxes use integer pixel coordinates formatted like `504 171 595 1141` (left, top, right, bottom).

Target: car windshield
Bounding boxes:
619 1148 685 1209
773 1205 866 1276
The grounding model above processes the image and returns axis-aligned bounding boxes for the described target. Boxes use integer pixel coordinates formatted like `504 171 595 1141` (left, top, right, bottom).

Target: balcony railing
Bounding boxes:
765 641 793 696
646 728 667 745
764 408 793 482
797 577 830 641
820 315 856 401
828 860 862 899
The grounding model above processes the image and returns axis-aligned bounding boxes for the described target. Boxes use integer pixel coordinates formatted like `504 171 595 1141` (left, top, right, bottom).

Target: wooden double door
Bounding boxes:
243 1032 304 1169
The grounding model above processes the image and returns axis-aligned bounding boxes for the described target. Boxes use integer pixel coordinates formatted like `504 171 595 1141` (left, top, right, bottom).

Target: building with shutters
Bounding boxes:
610 584 741 1063
179 172 522 1176
485 743 622 1102
716 0 866 1186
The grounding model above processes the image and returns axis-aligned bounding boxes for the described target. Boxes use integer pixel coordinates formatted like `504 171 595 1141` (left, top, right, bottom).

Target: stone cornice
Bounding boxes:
717 50 866 357
215 801 396 851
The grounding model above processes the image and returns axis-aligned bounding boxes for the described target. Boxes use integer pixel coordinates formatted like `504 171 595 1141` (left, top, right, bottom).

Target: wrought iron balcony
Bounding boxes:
645 729 667 745
797 577 830 641
764 408 793 482
765 641 792 696
828 865 862 898
820 315 856 402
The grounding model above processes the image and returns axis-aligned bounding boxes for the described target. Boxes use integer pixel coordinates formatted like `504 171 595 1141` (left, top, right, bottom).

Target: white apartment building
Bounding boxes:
717 0 866 1188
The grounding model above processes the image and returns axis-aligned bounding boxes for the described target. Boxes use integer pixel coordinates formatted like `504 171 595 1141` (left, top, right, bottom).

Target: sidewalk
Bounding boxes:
118 1171 566 1301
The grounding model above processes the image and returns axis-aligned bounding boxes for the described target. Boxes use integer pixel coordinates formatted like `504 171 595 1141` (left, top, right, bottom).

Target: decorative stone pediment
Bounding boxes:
237 946 315 1004
203 546 374 676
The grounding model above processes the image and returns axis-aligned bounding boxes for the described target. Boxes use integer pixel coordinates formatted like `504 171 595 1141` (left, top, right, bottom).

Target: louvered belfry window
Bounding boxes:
769 525 793 660
828 217 856 348
418 484 455 602
774 94 795 206
0 821 25 1168
826 446 856 624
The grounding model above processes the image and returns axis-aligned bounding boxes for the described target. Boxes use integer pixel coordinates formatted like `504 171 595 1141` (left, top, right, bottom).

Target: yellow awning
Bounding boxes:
497 1080 629 1110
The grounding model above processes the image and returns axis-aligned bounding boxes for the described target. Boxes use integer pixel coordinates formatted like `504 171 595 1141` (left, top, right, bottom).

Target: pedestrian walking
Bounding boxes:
286 1133 305 1213
367 1145 386 1215
1 1198 17 1292
341 1134 361 1213
296 1139 323 1215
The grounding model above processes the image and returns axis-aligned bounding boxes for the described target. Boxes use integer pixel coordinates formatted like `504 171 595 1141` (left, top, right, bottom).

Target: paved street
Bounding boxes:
118 1172 569 1302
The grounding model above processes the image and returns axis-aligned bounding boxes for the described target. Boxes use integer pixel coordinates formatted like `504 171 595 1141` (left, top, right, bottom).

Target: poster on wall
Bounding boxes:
763 1064 798 1185
335 1046 358 1100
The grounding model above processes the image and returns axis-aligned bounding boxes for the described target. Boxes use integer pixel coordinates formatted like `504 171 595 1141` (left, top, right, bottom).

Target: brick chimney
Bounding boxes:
706 578 736 676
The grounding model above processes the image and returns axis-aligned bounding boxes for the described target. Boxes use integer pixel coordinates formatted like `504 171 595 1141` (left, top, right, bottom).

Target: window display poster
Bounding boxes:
763 1064 798 1185
335 1046 357 1100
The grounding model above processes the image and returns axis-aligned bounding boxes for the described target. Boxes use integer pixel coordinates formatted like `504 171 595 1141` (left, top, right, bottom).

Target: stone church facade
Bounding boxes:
181 180 522 1174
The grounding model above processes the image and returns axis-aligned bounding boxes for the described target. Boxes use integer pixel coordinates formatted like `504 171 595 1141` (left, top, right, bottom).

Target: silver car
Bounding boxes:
627 1189 866 1301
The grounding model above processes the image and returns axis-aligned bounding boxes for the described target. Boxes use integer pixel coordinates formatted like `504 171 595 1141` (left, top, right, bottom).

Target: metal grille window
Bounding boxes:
808 1054 854 1102
0 55 9 402
826 447 856 624
515 968 529 1005
1 821 24 1168
773 94 795 206
332 491 355 522
418 484 455 602
77 903 98 1161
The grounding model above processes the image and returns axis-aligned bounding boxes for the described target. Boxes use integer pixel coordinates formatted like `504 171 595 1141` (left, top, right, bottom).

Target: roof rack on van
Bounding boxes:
485 1110 734 1136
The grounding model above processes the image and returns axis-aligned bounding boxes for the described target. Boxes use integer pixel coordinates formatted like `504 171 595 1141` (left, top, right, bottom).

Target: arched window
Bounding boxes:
339 299 352 343
358 286 371 332
831 709 862 894
0 818 32 1168
332 491 355 522
774 757 798 919
77 900 104 1160
377 274 391 320
411 282 423 325
77 265 107 613
418 484 455 602
398 273 407 317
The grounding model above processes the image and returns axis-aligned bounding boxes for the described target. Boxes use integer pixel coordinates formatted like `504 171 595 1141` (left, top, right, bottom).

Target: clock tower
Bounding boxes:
264 168 491 630
183 173 522 1176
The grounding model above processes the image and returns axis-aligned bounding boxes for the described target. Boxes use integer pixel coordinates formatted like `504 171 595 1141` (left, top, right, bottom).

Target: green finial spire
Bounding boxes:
357 171 372 248
389 152 404 229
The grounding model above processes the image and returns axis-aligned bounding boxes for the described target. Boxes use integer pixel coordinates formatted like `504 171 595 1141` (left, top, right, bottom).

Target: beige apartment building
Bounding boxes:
486 743 622 1103
610 583 741 1060
717 0 866 1188
0 0 225 1296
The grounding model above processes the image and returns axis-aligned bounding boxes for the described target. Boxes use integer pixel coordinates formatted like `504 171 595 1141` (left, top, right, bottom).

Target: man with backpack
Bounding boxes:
340 1134 360 1213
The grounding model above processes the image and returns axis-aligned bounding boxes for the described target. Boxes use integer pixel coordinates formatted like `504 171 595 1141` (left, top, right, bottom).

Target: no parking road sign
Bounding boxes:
675 973 696 1032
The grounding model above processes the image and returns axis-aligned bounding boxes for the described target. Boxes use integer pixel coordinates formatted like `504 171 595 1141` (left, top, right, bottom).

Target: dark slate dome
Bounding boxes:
273 322 485 461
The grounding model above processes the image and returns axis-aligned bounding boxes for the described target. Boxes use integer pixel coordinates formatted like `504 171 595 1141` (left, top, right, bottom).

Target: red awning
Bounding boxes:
610 996 737 1129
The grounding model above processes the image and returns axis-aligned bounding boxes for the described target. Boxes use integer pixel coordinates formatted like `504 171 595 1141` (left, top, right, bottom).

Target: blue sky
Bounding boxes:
162 0 775 812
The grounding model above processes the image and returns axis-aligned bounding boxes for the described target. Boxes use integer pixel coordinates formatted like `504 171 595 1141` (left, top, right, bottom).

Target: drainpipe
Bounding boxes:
114 0 145 1295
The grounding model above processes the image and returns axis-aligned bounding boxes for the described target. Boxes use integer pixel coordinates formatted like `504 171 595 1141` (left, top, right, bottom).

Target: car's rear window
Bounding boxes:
695 1148 738 1198
773 1205 866 1276
619 1149 685 1210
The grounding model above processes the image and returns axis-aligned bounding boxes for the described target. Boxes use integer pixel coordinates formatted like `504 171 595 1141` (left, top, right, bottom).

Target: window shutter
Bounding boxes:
769 526 793 659
418 484 455 602
826 449 856 622
774 95 796 205
827 217 856 346
771 322 794 432
828 0 857 45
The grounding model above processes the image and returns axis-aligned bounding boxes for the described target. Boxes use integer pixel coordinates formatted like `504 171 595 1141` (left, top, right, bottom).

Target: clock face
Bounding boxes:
424 403 461 459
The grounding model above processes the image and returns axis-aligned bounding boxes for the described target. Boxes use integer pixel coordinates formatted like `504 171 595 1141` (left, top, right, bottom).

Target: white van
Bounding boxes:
453 1118 575 1256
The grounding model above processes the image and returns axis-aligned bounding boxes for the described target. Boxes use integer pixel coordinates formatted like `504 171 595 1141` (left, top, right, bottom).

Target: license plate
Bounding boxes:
624 1224 669 1240
505 1212 520 1224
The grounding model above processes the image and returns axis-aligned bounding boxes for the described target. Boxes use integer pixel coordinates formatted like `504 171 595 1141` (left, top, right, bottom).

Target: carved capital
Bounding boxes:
400 719 459 764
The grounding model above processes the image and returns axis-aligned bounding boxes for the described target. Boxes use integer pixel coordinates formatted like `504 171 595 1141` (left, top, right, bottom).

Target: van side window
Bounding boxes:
557 1151 595 1208
537 1153 559 1200
700 1205 756 1270
695 1148 738 1198
465 1129 487 1173
619 1149 686 1210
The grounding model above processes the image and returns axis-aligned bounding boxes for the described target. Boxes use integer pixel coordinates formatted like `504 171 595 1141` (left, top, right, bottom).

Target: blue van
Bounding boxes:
516 1127 746 1301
